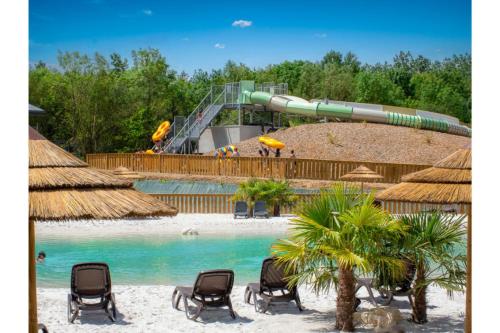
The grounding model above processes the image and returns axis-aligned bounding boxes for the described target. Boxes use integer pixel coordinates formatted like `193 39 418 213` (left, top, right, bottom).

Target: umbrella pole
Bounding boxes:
29 219 37 333
465 207 471 333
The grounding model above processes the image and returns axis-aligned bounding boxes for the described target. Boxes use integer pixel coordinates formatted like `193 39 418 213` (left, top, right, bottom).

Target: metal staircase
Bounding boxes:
162 82 288 154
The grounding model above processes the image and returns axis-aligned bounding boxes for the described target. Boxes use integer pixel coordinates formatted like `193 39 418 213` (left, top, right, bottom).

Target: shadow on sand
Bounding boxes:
76 309 131 326
302 306 463 332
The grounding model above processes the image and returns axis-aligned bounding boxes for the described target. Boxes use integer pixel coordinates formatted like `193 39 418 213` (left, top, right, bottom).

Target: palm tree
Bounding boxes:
233 178 262 217
259 180 298 216
272 184 404 331
233 179 298 217
398 212 466 324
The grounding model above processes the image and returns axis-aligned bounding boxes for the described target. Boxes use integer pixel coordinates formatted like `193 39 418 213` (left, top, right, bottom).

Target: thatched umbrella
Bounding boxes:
376 147 471 332
28 127 177 332
340 165 383 192
113 166 145 180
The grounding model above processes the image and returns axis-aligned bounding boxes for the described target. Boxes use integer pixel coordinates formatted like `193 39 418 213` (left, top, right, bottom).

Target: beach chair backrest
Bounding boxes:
194 270 234 297
71 262 111 296
260 257 288 289
235 201 247 213
254 201 266 212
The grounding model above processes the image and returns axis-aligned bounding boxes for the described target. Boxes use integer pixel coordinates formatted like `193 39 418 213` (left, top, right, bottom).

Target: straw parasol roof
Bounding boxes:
28 127 176 332
29 128 177 220
376 148 471 204
340 165 384 182
113 166 145 180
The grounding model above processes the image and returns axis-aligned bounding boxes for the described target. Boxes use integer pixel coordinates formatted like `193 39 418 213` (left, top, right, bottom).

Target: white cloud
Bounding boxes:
142 9 153 16
232 20 252 28
314 33 327 38
214 43 226 49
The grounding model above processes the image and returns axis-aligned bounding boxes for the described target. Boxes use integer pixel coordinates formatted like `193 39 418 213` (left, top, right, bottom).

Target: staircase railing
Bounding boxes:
164 85 225 153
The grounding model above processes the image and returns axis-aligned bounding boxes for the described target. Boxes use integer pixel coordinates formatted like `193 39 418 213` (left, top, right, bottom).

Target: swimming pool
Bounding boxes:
36 234 282 287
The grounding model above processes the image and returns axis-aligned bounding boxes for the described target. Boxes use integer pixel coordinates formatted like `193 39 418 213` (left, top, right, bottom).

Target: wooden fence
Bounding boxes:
151 193 470 216
152 193 316 214
87 153 430 183
380 201 471 215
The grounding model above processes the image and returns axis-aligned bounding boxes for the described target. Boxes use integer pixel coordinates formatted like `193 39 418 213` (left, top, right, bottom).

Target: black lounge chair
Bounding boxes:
253 201 269 218
244 257 303 313
355 258 416 307
67 262 116 323
234 201 249 218
172 269 236 321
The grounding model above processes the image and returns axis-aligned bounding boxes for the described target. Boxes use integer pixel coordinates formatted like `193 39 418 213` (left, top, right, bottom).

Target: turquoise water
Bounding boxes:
36 234 282 287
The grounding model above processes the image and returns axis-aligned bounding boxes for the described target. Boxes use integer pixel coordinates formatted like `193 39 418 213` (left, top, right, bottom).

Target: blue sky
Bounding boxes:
29 0 471 74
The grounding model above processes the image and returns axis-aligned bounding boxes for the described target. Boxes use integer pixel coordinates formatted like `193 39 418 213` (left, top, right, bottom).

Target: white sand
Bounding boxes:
36 214 465 332
36 214 292 238
38 285 464 332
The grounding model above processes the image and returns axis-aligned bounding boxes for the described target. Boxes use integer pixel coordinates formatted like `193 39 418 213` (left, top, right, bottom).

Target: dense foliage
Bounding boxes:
29 49 471 157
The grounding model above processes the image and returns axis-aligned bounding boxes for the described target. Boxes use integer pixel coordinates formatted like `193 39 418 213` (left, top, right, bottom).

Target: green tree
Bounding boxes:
273 185 404 331
409 72 470 122
398 212 466 323
355 70 405 105
296 62 323 100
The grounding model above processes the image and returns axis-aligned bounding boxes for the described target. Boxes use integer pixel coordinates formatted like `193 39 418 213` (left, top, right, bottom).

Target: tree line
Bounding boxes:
29 48 471 157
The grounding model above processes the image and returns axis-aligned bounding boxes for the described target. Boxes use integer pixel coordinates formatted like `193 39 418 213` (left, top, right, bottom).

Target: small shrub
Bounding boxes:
327 132 342 146
424 132 433 144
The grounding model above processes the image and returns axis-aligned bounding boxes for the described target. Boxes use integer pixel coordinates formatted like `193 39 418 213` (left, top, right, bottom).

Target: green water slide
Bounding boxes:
241 89 471 137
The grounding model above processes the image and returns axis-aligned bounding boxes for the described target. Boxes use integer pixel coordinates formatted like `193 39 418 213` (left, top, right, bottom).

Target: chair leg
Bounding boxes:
106 297 116 322
171 289 181 310
38 323 48 333
244 286 251 304
227 297 236 319
295 293 304 311
252 291 260 312
365 285 379 307
183 296 203 321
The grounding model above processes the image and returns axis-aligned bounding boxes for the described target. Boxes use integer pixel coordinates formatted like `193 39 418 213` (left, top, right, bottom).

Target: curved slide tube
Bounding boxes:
243 91 471 137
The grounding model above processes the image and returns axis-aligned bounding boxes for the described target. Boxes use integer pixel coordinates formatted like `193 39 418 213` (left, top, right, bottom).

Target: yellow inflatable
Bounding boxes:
258 136 285 149
145 149 155 154
152 121 170 142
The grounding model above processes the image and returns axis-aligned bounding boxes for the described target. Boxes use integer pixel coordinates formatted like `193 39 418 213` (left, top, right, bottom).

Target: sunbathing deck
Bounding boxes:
38 284 464 332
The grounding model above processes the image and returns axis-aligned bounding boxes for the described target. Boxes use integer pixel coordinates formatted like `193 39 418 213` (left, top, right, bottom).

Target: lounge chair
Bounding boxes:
38 324 48 333
253 201 269 218
67 262 116 323
171 269 236 320
244 257 303 313
377 259 416 306
355 258 416 307
234 201 249 218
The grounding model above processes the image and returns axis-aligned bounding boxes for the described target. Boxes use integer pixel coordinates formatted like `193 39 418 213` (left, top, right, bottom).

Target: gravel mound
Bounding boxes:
232 122 470 165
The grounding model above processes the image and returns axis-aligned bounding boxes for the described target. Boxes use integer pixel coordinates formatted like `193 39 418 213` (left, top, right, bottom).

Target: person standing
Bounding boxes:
290 149 297 178
275 148 281 158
